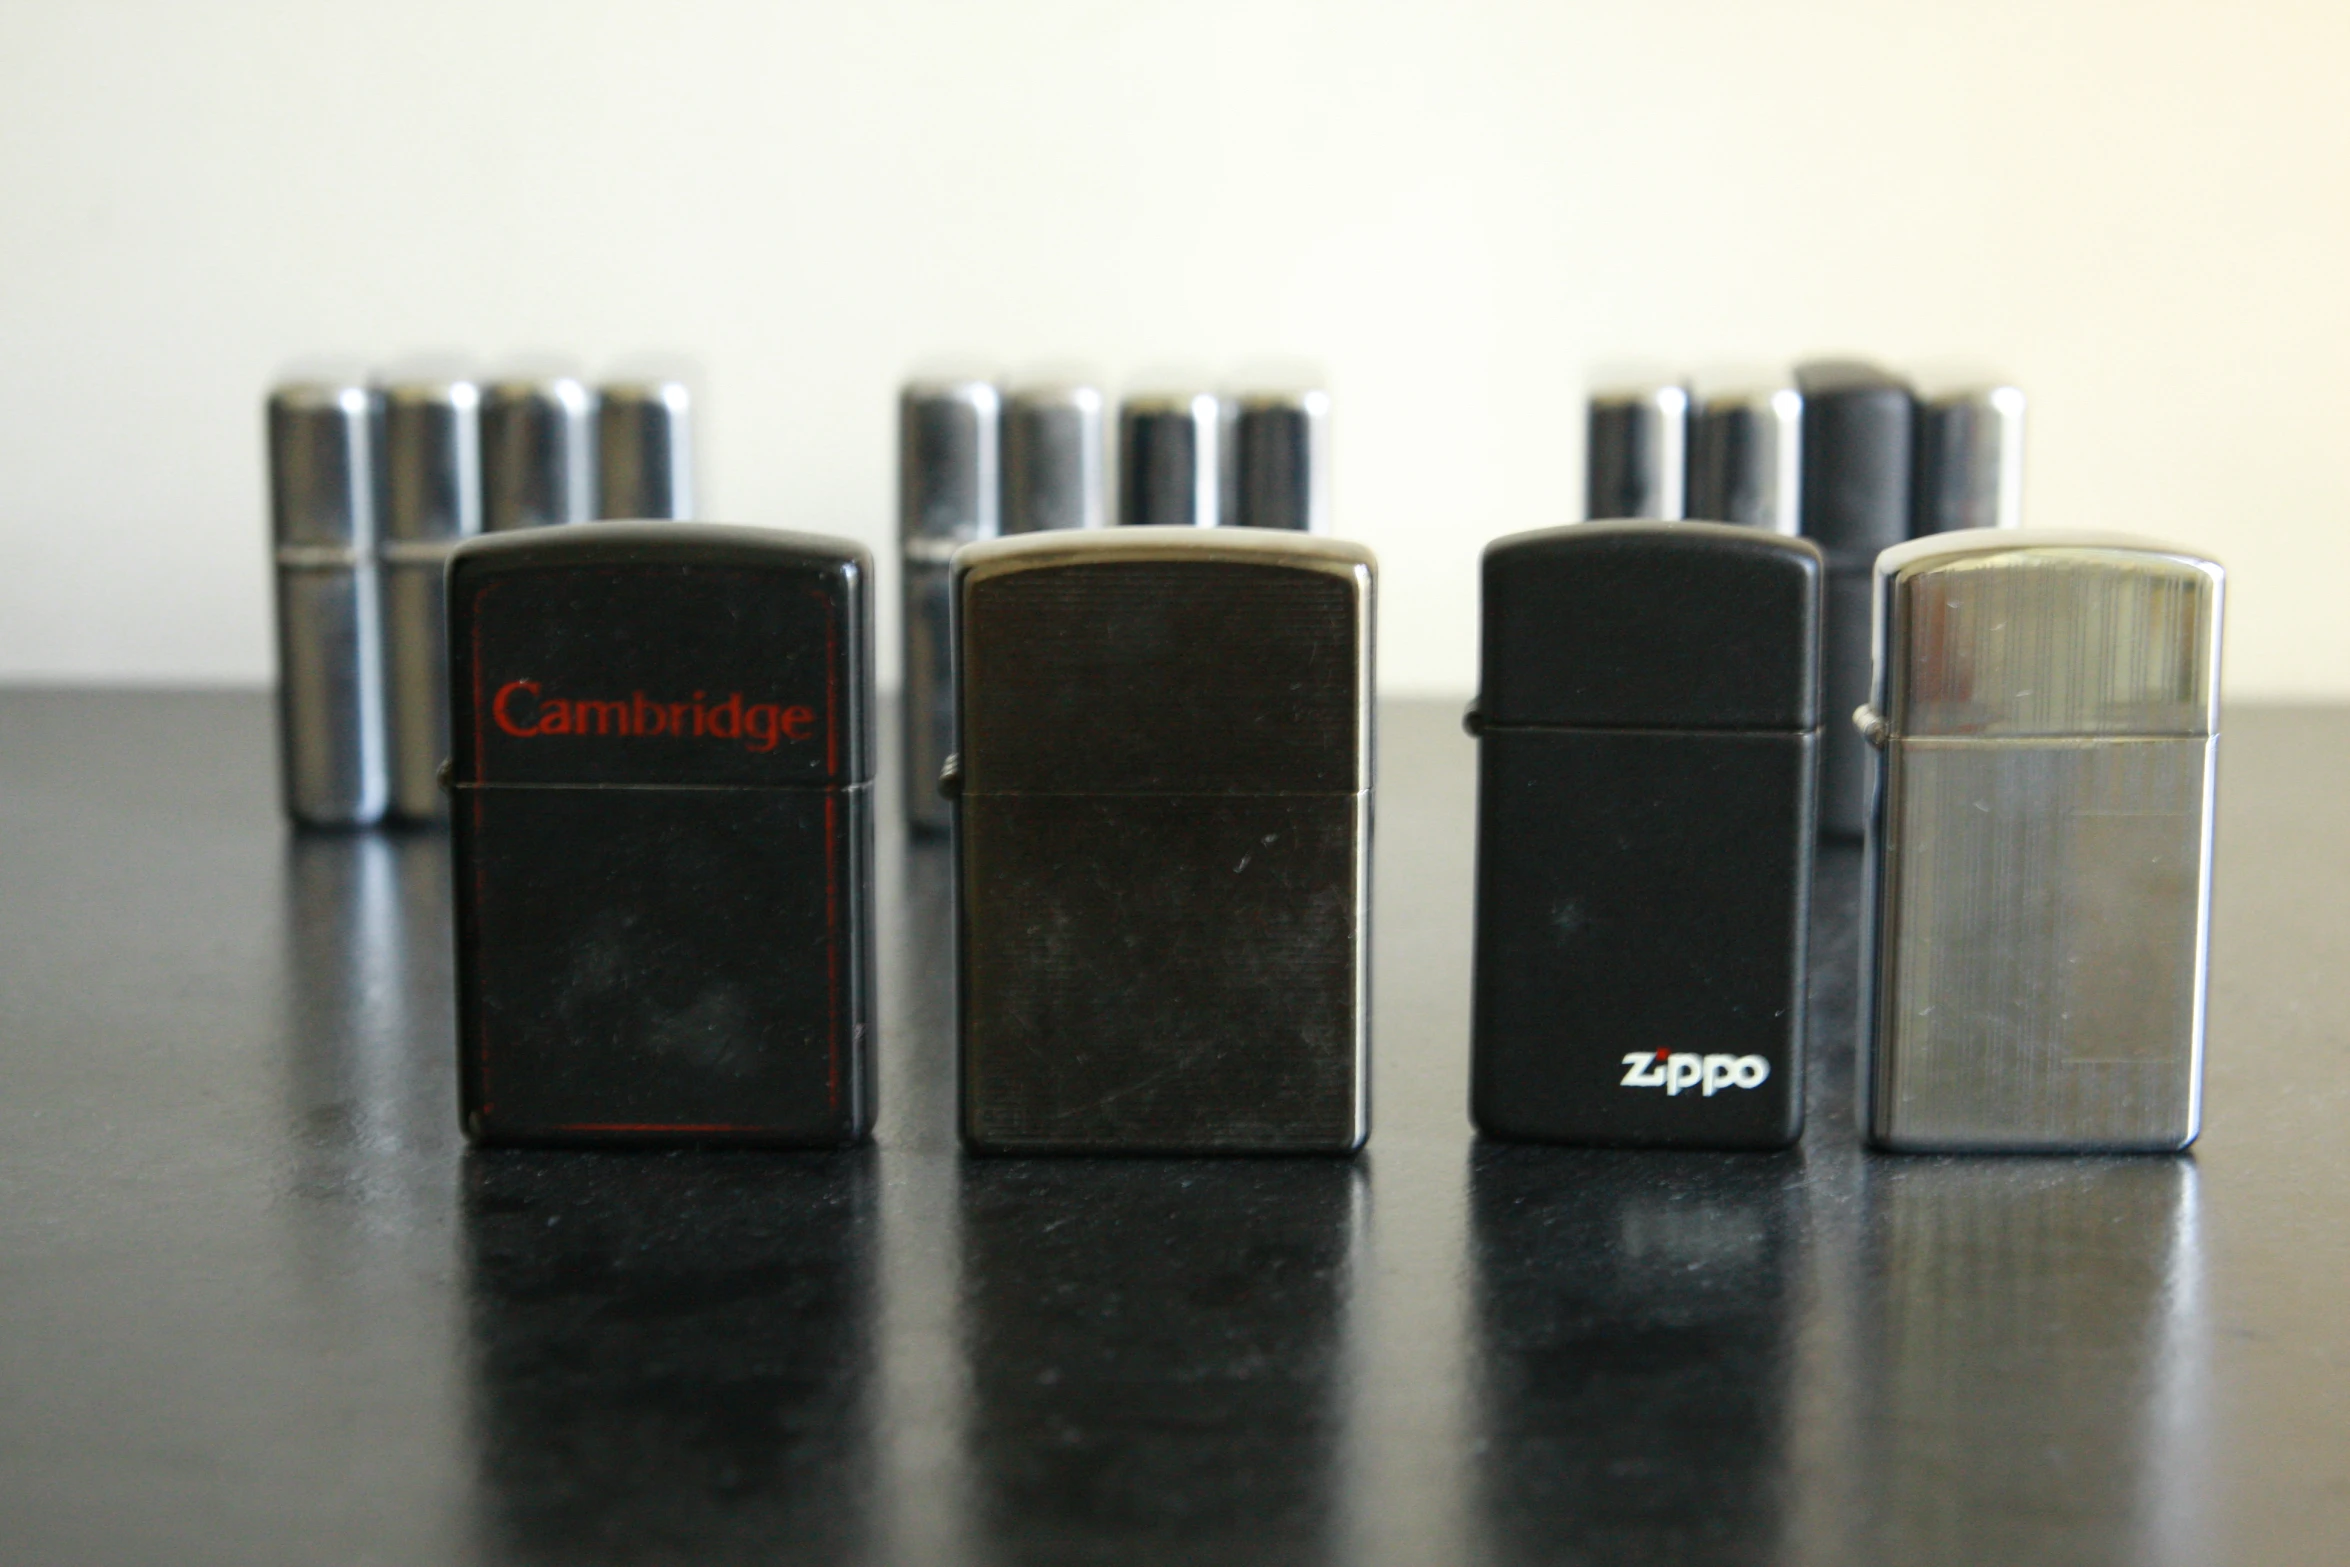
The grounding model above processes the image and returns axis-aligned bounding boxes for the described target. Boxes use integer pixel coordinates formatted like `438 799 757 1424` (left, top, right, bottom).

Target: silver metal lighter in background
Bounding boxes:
1857 530 2222 1151
377 361 481 822
1585 376 1689 521
1913 379 2026 534
1686 374 1802 534
268 368 389 827
1227 382 1331 532
1119 385 1223 528
1001 374 1107 535
900 374 1001 834
483 366 597 531
596 374 695 520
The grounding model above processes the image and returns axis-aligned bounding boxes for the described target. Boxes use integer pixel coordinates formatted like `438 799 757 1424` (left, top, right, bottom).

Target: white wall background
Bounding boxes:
0 0 2343 696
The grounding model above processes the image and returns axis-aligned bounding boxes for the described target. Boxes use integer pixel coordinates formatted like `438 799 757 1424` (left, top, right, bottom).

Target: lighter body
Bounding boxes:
1586 378 1688 521
1913 381 2026 535
1686 375 1802 534
268 371 389 827
378 364 482 822
1470 522 1821 1148
1118 387 1224 528
1001 375 1107 536
952 527 1374 1154
900 375 1001 835
1227 383 1331 532
483 369 597 531
1858 530 2222 1152
596 376 695 520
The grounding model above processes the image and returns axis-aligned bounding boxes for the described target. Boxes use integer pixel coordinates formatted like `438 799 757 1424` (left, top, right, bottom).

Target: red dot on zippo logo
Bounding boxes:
1654 1048 1670 1061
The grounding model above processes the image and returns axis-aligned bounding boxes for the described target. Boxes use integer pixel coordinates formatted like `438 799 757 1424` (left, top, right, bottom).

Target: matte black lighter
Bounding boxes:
951 527 1375 1154
448 523 874 1146
1469 521 1821 1148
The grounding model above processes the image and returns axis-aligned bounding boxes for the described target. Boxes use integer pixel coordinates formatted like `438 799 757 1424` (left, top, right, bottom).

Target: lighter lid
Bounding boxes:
378 358 483 545
1913 377 2026 535
901 373 1001 549
482 364 597 531
1585 375 1688 522
1001 373 1106 535
269 366 382 552
597 374 695 521
1118 384 1223 528
1794 359 1915 557
1228 380 1331 533
1686 373 1801 535
1870 530 2222 739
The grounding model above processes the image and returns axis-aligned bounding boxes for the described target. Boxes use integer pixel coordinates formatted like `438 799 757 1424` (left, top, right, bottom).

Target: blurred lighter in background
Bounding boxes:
377 361 481 823
1119 386 1223 528
268 369 389 827
1795 359 1916 839
596 375 695 520
1913 380 2026 535
1228 384 1332 533
1859 532 2221 1150
483 367 597 531
1686 375 1802 535
1001 375 1107 535
900 374 1001 834
1585 378 1688 521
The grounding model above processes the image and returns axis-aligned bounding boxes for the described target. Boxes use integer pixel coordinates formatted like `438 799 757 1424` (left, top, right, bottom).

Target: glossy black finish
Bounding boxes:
1473 525 1820 1147
3 691 2347 1564
447 525 874 1147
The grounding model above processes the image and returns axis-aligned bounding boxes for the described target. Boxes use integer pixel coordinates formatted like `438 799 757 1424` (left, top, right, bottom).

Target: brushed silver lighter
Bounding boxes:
596 375 695 520
268 368 389 827
900 374 1001 835
1118 386 1223 527
1002 374 1107 536
378 361 481 823
1586 376 1688 521
1914 380 2026 535
1857 531 2223 1151
1686 374 1802 534
483 367 597 531
1228 382 1331 532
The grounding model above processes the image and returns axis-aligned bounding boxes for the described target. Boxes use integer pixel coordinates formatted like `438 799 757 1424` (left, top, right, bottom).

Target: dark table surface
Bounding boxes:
1 691 2344 1566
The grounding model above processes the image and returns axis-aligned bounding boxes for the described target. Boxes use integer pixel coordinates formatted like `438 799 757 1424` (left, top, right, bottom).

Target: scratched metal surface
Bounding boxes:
0 690 2343 1565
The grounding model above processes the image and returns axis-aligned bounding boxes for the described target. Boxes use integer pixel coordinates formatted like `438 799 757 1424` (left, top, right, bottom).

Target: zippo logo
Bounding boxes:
1620 1049 1772 1096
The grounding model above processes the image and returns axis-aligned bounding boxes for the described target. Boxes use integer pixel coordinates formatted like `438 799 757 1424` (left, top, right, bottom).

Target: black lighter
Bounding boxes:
448 523 874 1146
951 526 1375 1154
1469 521 1821 1148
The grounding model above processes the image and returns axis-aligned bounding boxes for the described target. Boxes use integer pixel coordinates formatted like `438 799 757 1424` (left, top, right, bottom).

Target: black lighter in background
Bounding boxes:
1585 377 1688 521
1794 360 1914 838
1470 522 1820 1148
1686 374 1801 534
1913 378 2026 535
900 374 1001 835
1119 385 1223 527
1227 382 1331 532
448 523 874 1146
952 528 1374 1154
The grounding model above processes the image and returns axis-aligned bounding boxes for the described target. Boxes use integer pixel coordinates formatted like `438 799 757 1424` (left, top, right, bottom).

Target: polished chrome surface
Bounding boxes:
1228 383 1331 532
1000 375 1106 535
481 369 596 532
900 375 1001 833
595 377 694 520
1117 386 1223 528
1914 381 2026 534
1686 376 1802 534
267 372 388 826
378 364 481 823
1584 377 1688 521
1862 532 2224 1151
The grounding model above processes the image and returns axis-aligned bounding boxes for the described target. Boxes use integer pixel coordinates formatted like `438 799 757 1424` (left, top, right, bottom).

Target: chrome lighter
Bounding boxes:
900 374 1001 835
1686 374 1802 534
1001 374 1107 535
1228 382 1331 532
1913 379 2026 535
1118 386 1223 527
596 375 695 520
483 367 597 531
1857 531 2223 1152
1795 359 1916 838
952 528 1375 1153
378 361 481 822
1585 377 1688 521
268 368 388 827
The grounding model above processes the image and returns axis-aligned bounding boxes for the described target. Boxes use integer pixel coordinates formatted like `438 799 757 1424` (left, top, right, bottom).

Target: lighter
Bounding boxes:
378 361 482 823
951 527 1374 1154
900 374 1001 835
483 367 597 531
1686 375 1802 534
1118 386 1223 527
268 368 389 827
1001 374 1107 535
1469 522 1820 1148
596 375 695 520
1856 531 2222 1152
1585 377 1688 521
1227 382 1331 532
1795 359 1916 838
448 523 874 1146
1913 380 2026 535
